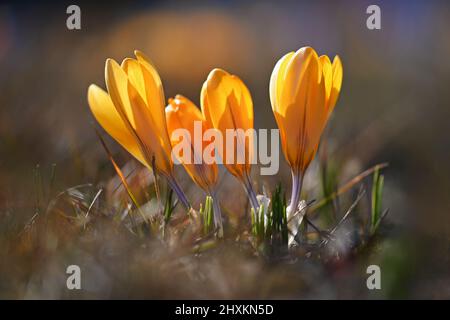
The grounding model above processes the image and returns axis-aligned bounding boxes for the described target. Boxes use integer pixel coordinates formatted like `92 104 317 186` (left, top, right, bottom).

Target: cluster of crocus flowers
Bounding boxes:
270 46 343 215
88 46 343 237
201 68 260 213
87 50 190 209
165 95 223 232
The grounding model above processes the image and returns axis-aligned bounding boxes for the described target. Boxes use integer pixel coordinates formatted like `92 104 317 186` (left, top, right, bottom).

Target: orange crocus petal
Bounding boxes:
165 95 218 192
121 57 173 175
106 58 164 174
319 55 332 107
132 51 172 148
269 51 295 114
200 68 254 179
200 81 213 127
127 79 173 175
87 84 147 167
328 55 343 115
134 50 166 111
105 59 136 128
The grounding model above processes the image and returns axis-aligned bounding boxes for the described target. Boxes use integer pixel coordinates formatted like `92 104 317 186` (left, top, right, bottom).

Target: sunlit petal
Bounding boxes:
87 84 147 167
269 51 295 115
329 55 343 115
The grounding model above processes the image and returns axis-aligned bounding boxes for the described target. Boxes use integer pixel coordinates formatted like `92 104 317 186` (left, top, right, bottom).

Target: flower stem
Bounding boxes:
288 170 304 216
166 175 191 210
243 173 259 213
210 191 223 238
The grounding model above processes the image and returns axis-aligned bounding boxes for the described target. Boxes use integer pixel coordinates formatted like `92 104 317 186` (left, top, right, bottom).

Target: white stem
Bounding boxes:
288 170 303 216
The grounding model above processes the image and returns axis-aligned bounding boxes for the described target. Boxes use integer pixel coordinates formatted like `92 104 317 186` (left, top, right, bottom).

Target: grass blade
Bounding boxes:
94 128 147 224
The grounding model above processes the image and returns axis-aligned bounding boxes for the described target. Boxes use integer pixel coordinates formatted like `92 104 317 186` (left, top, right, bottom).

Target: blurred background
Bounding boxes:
0 0 449 299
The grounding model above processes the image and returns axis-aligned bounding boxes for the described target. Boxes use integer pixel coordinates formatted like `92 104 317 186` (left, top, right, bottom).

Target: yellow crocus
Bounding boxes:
87 50 190 208
201 68 259 212
165 95 223 231
269 46 343 213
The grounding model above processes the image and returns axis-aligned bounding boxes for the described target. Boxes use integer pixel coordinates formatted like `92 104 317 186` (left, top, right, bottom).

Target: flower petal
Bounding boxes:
328 55 343 114
134 50 166 114
269 51 295 115
281 47 317 110
319 55 332 107
200 81 213 127
105 58 136 128
134 51 172 155
127 80 173 175
121 58 147 104
87 84 146 166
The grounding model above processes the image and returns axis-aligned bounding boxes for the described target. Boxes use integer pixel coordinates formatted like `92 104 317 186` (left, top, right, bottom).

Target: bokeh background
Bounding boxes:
1 0 449 299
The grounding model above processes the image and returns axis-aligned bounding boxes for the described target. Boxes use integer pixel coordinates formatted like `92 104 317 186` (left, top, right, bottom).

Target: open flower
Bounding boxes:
165 95 222 231
269 46 343 214
87 50 190 208
201 68 259 212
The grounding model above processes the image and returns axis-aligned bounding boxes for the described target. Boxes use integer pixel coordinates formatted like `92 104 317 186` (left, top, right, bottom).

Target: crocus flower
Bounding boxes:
165 95 223 232
87 50 190 209
269 46 343 214
200 68 259 212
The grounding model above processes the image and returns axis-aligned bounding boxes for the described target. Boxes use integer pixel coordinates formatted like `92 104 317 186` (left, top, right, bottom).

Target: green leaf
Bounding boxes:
371 168 384 234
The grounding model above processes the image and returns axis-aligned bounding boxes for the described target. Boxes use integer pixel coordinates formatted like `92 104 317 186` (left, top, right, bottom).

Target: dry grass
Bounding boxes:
0 138 393 299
